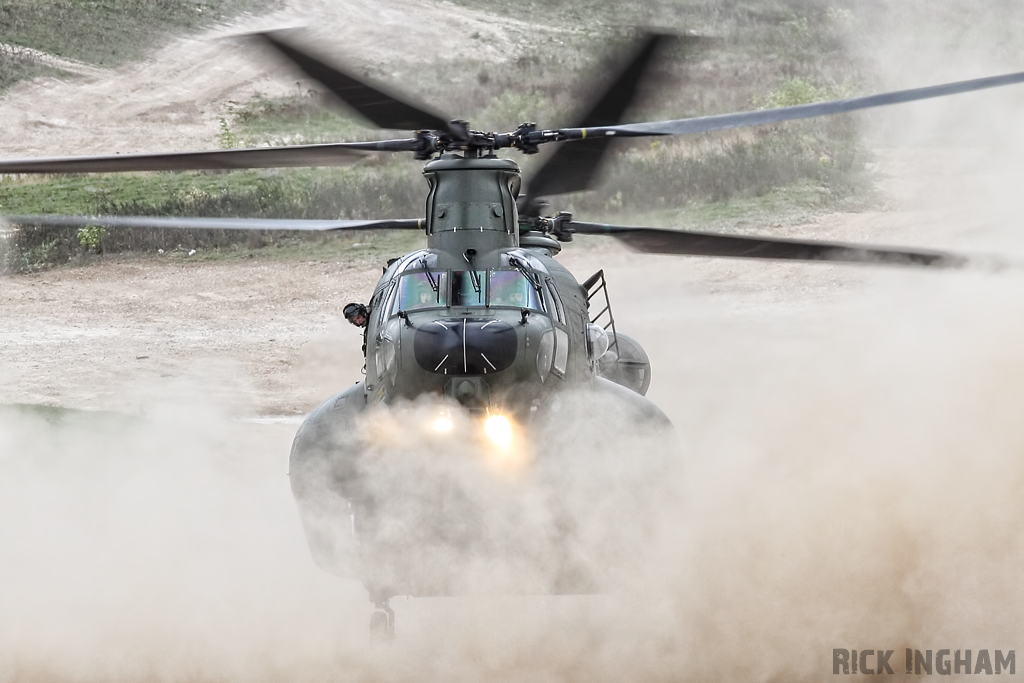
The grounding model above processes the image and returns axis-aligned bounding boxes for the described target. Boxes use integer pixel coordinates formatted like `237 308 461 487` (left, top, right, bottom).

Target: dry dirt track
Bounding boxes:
0 0 558 158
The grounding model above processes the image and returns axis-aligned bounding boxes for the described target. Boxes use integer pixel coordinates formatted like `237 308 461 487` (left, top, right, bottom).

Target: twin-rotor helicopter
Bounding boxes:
4 29 1024 640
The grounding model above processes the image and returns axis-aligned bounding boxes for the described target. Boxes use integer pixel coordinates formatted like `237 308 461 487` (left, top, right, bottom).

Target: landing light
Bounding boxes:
484 415 513 448
432 416 453 433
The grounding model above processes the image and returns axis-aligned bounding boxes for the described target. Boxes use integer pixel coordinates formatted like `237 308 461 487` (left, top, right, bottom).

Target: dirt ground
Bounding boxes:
0 143 1016 417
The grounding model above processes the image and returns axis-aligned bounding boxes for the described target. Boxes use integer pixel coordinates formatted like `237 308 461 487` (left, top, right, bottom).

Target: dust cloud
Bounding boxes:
6 1 1024 682
9 265 1024 682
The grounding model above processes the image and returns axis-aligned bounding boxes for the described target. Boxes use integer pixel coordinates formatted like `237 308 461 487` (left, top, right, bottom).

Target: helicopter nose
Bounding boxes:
413 318 517 375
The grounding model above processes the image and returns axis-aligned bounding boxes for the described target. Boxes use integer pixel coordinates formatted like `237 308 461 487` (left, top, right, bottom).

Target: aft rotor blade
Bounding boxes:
256 30 455 134
569 222 968 267
0 140 417 174
4 214 424 232
562 71 1024 139
526 33 675 202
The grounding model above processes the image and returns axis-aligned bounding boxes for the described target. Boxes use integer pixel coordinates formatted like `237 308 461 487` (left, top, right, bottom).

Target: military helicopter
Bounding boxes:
3 29 1024 640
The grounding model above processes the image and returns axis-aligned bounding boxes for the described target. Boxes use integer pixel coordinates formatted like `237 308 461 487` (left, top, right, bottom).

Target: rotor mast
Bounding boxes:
422 152 522 257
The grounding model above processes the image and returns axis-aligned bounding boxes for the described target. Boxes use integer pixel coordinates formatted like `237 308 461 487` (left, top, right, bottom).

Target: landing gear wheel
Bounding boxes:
370 600 395 643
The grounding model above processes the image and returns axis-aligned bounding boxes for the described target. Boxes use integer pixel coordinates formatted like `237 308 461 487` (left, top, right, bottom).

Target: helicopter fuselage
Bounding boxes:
358 154 653 416
370 156 582 409
287 154 671 600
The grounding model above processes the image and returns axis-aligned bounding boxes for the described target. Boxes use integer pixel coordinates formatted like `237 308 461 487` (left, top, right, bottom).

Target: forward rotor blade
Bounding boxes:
563 71 1024 139
526 33 674 202
0 140 417 174
4 214 424 232
569 222 968 267
256 30 455 134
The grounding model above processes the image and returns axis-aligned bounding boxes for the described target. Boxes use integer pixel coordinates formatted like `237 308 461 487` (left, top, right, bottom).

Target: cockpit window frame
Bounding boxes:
486 268 544 311
392 269 449 314
451 269 488 308
544 278 565 324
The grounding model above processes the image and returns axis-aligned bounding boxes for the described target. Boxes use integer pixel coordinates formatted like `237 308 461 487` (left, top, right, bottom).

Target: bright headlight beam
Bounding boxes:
433 416 453 433
484 415 512 448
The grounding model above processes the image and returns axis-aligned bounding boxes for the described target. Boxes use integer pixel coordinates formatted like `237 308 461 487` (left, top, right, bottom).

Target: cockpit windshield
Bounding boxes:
488 270 541 309
395 271 447 311
391 268 545 313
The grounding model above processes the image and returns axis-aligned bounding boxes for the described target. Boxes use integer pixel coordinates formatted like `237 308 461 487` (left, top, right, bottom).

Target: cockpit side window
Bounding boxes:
544 279 565 324
488 270 542 310
394 271 448 312
368 285 384 324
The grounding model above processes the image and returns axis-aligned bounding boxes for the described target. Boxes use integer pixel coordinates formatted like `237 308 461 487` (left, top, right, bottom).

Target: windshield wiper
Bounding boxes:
418 257 440 301
508 256 544 292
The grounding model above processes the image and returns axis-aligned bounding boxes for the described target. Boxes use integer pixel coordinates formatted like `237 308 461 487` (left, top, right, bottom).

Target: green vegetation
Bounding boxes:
753 77 854 109
0 0 280 94
1 164 427 270
76 223 105 251
2 0 903 272
0 56 65 92
0 402 137 429
0 0 280 66
221 92 374 146
588 177 880 236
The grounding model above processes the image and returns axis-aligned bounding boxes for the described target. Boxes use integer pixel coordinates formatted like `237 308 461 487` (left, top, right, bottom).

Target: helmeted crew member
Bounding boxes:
343 302 368 328
343 302 370 358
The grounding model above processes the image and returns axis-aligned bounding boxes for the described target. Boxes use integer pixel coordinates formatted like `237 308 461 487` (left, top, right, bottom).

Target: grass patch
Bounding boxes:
601 177 880 233
0 0 281 93
221 92 374 147
0 402 133 427
1 164 429 271
122 228 423 267
0 0 280 66
0 164 425 217
2 107 872 272
1 0 885 272
0 55 67 91
57 227 425 275
577 118 869 210
6 225 423 273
